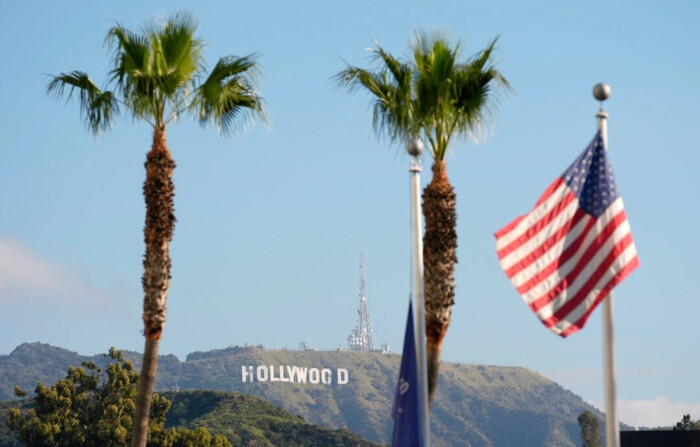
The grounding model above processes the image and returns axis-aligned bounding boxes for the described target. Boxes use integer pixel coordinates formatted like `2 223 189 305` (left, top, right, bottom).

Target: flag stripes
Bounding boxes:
495 131 638 336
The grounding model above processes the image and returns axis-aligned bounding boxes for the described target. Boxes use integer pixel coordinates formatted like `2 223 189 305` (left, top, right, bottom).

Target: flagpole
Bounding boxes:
407 138 431 446
594 83 620 447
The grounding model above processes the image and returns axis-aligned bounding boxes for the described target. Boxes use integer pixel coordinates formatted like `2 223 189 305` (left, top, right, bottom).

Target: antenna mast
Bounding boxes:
348 251 374 351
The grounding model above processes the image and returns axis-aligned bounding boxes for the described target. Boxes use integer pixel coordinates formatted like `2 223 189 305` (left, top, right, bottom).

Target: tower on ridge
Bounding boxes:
348 252 374 351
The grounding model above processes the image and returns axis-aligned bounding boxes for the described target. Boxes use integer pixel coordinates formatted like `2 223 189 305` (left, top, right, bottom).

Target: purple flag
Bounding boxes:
392 301 424 446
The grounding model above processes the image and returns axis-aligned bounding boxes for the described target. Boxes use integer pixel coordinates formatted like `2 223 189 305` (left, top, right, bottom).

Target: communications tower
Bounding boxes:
348 252 374 351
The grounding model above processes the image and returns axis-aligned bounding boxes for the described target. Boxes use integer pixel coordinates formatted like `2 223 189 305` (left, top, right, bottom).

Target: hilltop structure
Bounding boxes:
348 252 374 351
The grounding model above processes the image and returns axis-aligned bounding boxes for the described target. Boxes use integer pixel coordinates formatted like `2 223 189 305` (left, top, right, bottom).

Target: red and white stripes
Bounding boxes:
495 178 639 336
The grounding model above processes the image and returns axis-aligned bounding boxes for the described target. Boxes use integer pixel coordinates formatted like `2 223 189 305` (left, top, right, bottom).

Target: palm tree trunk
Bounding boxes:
422 160 457 408
131 124 176 447
131 337 160 447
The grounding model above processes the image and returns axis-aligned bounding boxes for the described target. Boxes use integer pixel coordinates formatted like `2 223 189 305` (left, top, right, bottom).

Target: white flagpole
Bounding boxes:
407 138 431 446
594 83 620 447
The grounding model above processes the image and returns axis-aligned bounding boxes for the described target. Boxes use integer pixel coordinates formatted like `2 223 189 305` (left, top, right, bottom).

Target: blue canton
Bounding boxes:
562 131 619 218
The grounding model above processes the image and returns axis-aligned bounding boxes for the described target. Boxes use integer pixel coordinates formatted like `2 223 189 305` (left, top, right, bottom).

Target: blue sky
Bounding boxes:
1 0 699 429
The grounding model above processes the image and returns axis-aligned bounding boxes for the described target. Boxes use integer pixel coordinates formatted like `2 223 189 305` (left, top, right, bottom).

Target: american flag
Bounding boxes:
495 131 639 337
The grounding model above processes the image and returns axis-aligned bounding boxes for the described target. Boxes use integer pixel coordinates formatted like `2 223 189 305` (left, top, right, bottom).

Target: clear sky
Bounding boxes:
1 0 698 429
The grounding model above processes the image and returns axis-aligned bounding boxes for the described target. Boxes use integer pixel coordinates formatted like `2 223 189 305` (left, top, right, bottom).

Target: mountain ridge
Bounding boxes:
0 342 612 446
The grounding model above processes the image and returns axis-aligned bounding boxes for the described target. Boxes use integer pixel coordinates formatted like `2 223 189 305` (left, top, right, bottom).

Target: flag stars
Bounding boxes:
563 132 620 218
495 130 637 340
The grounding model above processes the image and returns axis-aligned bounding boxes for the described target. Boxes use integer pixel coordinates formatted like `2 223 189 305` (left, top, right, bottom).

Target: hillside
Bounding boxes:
0 343 608 446
163 390 382 446
0 390 382 447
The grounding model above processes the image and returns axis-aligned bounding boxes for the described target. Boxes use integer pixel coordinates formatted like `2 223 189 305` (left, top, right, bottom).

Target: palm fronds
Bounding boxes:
46 71 119 135
334 44 415 144
103 12 206 125
52 12 264 134
196 54 266 135
411 32 511 159
336 32 510 159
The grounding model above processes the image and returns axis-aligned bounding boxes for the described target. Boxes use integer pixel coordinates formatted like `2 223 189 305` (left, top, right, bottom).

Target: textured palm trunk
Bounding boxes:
422 160 457 408
131 125 176 447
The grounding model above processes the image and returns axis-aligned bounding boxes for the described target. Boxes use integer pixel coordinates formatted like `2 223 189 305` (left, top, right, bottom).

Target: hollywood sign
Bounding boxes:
241 365 349 385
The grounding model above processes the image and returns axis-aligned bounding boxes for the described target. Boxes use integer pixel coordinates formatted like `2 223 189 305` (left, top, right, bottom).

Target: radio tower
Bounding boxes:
348 252 374 351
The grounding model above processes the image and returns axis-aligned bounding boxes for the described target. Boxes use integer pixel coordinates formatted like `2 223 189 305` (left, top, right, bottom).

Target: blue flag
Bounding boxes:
392 301 424 447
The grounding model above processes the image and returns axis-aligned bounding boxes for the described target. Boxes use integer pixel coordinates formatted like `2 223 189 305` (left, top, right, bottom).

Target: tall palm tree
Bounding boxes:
46 12 264 447
336 31 509 407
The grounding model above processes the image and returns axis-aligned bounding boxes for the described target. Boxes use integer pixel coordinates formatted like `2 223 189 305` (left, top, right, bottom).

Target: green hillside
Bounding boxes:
163 390 382 446
0 390 382 447
0 343 609 446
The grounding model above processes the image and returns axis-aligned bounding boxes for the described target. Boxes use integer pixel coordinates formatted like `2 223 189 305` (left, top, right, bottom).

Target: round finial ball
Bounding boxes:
407 138 423 157
593 83 611 101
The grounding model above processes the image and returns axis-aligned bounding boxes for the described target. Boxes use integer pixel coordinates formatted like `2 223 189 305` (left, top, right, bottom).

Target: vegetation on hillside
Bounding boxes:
2 391 382 447
164 390 383 447
578 410 602 447
4 348 230 447
1 349 381 447
1 343 611 446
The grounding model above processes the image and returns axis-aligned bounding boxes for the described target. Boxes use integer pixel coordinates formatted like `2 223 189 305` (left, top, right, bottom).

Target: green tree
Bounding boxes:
7 348 231 447
577 410 602 447
45 12 264 447
6 348 230 447
336 31 509 406
674 414 700 430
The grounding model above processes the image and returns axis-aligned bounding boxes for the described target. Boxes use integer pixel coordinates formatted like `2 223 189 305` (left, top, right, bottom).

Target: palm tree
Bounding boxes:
336 31 509 407
46 12 264 447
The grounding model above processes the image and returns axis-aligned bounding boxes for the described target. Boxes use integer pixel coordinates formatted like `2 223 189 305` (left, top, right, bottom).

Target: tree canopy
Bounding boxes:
577 410 602 447
674 414 700 431
46 11 265 136
6 348 230 447
335 31 510 160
